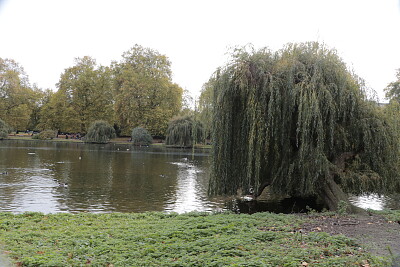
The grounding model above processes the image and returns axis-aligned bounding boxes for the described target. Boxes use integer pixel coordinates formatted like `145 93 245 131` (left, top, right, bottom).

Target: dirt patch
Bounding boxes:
301 214 400 263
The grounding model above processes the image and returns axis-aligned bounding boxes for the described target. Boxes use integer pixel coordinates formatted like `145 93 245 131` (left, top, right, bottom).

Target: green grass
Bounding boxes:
0 212 388 266
373 209 400 222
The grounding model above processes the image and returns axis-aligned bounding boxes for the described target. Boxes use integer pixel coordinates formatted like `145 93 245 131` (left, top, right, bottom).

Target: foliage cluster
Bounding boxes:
35 130 56 140
0 45 183 137
0 118 10 139
131 127 153 146
165 115 203 148
0 212 387 266
84 120 116 144
384 69 400 102
209 42 400 211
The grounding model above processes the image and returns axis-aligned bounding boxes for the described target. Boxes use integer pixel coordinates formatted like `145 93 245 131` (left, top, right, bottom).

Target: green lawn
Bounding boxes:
0 212 388 266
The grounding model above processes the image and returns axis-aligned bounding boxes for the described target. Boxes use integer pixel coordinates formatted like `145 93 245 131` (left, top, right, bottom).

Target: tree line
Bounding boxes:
0 45 184 138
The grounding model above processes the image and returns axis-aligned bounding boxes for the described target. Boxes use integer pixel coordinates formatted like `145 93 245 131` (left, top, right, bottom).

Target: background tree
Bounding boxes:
198 79 214 141
131 127 153 146
0 118 10 139
180 89 194 116
383 69 400 153
84 120 116 144
0 58 36 131
209 43 400 212
38 90 79 133
384 69 400 102
113 45 182 137
54 56 114 133
165 115 203 148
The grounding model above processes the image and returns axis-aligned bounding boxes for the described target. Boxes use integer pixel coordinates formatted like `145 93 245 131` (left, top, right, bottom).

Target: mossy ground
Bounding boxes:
0 212 391 266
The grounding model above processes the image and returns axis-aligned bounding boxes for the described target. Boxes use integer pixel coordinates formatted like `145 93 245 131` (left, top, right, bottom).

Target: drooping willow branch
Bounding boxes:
209 42 400 203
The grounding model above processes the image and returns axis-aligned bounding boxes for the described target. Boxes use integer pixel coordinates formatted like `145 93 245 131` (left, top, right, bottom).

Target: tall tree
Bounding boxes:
198 79 214 141
38 90 79 133
385 69 400 102
40 57 114 133
113 45 182 136
0 58 35 130
209 43 400 212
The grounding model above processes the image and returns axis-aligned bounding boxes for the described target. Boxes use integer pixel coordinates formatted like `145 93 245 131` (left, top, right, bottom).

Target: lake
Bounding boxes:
0 140 398 213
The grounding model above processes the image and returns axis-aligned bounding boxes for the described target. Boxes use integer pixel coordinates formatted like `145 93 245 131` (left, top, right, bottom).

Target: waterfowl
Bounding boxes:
58 183 68 188
0 171 8 175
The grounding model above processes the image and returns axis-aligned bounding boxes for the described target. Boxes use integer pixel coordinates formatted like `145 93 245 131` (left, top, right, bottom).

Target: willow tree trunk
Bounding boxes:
318 176 366 214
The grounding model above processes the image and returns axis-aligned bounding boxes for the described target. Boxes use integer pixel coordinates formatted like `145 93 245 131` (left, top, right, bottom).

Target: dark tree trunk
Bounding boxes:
318 176 366 214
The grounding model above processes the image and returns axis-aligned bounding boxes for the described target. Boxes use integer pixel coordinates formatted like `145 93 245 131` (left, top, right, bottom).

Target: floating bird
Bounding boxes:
78 156 82 160
58 183 68 188
0 171 8 175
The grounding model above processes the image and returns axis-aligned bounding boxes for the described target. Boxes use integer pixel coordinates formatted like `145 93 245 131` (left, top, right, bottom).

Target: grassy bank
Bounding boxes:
6 136 212 149
0 212 389 266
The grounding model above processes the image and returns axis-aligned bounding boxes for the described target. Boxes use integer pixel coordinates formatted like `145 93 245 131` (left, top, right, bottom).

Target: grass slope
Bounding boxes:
0 212 388 266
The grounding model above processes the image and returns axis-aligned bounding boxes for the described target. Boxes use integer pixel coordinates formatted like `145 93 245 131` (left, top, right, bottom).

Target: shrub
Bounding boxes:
131 127 153 146
0 119 11 140
165 116 203 148
84 121 116 144
37 130 57 140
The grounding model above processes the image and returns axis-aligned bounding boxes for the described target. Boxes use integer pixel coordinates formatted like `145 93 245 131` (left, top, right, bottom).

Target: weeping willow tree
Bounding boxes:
131 127 153 146
84 120 116 144
209 42 400 212
165 115 203 148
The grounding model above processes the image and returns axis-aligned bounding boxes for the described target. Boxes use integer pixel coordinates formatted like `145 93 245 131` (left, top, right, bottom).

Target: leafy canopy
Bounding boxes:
165 115 203 148
209 42 400 200
113 44 182 136
385 68 400 102
84 120 116 144
0 118 10 139
0 58 40 130
131 127 153 146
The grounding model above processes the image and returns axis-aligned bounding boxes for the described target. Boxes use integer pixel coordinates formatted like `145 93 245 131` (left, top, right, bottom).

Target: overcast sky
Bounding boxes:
0 0 399 101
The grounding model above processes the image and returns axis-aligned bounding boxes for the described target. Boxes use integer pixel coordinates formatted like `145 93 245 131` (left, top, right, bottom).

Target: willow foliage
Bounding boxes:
209 42 400 200
165 115 203 148
131 127 153 146
84 120 116 144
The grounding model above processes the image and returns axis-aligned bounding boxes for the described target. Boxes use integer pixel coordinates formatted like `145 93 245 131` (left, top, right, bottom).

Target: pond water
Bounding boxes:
0 140 398 214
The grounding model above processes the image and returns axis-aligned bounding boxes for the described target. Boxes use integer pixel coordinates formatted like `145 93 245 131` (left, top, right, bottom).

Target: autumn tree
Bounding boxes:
0 118 10 139
385 69 400 102
209 43 400 212
198 79 214 141
38 90 78 133
0 58 36 130
54 56 114 133
113 45 182 137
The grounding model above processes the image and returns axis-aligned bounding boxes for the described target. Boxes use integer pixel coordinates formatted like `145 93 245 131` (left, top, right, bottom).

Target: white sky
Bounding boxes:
0 0 399 101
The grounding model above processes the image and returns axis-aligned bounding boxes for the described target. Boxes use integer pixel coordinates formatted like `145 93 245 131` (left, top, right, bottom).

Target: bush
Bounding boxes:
36 130 56 140
0 119 11 140
131 127 153 146
84 121 116 144
165 116 203 148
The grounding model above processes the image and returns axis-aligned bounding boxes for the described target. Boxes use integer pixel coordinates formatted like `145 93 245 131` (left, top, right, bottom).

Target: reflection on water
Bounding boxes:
0 140 227 213
0 140 398 213
349 193 400 211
